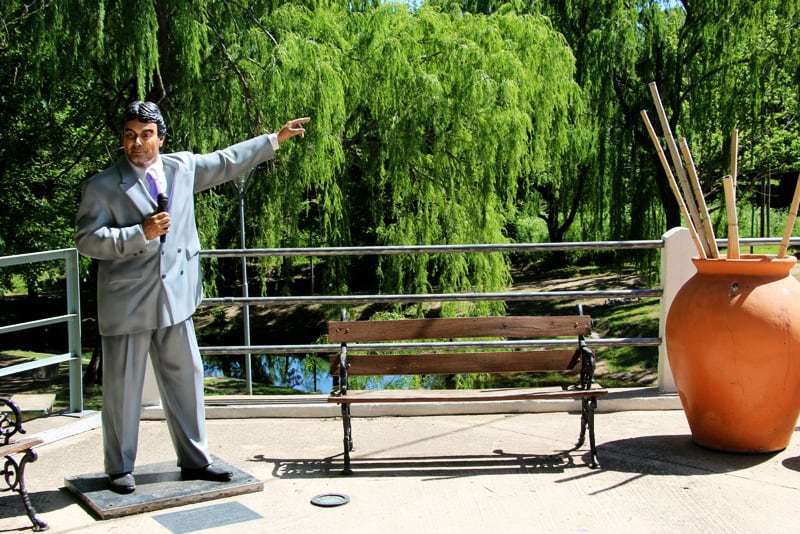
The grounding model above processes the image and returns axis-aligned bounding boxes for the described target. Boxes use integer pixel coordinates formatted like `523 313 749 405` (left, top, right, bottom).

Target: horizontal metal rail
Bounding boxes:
199 337 661 357
0 314 79 335
0 248 77 267
201 289 661 307
201 240 665 258
201 237 798 259
0 353 74 378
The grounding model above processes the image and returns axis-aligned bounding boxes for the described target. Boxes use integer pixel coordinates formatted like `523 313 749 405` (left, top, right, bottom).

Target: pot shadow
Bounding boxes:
781 456 800 472
593 434 780 476
553 434 786 496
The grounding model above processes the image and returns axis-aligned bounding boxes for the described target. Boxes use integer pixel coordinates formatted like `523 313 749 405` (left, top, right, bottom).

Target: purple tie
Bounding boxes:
145 169 163 201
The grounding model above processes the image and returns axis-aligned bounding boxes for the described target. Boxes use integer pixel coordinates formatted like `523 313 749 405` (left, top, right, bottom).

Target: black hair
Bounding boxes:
123 101 167 137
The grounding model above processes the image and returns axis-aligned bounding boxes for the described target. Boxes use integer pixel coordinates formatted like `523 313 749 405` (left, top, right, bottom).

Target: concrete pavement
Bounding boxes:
2 390 800 533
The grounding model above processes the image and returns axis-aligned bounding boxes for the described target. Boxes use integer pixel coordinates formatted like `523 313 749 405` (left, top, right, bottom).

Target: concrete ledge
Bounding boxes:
26 388 682 447
138 387 683 419
7 393 56 417
602 387 682 411
28 410 102 446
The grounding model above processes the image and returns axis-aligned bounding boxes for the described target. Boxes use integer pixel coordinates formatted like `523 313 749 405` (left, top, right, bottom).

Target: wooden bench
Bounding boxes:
1 398 48 531
327 312 608 474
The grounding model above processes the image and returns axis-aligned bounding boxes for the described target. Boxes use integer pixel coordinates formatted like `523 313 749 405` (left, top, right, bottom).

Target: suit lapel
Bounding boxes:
117 158 157 216
162 159 177 198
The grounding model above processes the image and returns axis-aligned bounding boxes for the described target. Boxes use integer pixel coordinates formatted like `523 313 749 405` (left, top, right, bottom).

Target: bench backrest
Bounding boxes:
329 316 591 342
328 315 592 377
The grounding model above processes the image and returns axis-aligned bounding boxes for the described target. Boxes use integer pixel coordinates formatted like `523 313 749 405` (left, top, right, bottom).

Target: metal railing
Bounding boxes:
199 240 667 395
198 236 799 394
0 249 83 412
2 235 797 408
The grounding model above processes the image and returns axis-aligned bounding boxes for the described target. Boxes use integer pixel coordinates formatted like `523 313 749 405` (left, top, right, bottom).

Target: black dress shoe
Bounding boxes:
108 472 135 494
180 464 233 482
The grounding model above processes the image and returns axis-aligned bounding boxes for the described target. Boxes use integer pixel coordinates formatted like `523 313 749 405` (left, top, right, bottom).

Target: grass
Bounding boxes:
204 377 308 396
1 349 61 360
28 370 306 413
1 357 308 414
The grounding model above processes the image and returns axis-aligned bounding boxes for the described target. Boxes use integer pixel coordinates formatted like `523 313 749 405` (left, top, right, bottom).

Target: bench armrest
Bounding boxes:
0 398 27 446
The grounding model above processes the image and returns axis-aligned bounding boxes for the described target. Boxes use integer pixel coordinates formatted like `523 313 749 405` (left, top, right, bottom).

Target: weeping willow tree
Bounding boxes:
336 6 588 309
2 0 587 308
443 0 800 252
531 0 799 251
229 3 588 310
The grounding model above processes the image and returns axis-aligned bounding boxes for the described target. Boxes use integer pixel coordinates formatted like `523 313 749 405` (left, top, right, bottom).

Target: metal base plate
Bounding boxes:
64 456 263 519
310 493 350 507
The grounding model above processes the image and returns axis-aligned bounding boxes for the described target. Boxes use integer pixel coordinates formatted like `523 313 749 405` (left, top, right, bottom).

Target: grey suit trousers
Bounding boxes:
101 318 211 475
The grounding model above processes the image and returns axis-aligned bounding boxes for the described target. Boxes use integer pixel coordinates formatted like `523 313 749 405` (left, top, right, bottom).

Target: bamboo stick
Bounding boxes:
722 175 740 259
730 129 739 189
647 82 713 257
641 110 706 258
778 174 800 258
678 137 719 258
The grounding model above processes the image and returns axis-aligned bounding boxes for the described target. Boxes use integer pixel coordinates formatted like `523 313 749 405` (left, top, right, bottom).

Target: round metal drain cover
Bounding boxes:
311 493 350 507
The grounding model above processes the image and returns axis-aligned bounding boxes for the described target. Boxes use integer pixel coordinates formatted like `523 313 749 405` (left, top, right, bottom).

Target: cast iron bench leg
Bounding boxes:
573 396 600 469
583 397 600 469
341 404 353 475
3 449 49 531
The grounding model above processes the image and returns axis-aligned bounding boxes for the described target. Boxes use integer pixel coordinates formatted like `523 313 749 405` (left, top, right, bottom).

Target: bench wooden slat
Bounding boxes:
330 349 582 376
0 437 43 456
328 385 607 403
328 315 592 343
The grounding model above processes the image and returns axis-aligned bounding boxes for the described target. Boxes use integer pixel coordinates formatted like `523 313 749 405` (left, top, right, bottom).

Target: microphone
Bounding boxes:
157 193 169 243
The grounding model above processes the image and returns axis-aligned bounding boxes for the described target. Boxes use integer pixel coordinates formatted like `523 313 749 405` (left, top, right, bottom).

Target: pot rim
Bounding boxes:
691 254 797 275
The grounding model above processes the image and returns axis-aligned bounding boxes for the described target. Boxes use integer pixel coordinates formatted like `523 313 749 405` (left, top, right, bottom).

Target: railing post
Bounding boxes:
65 249 84 413
658 227 697 393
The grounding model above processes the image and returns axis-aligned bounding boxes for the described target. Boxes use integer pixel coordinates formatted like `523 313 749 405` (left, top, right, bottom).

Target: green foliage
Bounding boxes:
1 1 588 303
3 0 800 303
442 0 800 251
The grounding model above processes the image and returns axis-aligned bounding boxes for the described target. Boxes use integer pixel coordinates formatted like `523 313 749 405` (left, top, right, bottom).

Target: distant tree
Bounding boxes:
0 2 111 292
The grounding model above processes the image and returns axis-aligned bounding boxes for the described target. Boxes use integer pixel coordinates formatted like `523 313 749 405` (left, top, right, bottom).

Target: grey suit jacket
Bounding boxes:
75 134 278 336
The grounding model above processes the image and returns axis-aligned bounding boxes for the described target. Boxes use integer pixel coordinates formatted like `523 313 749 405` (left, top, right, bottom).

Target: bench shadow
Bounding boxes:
0 489 73 533
252 448 593 480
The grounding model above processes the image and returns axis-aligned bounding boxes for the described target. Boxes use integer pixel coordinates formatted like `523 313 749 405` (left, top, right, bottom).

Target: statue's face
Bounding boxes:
122 119 164 168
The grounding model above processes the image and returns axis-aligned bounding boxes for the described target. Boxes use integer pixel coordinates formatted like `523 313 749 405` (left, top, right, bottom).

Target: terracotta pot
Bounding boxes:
666 254 800 452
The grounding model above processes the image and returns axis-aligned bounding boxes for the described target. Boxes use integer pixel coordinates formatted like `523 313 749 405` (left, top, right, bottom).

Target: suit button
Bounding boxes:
161 274 166 279
178 248 182 253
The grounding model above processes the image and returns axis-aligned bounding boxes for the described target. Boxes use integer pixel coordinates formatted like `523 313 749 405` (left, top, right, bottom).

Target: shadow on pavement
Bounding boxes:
597 434 780 475
253 433 788 483
0 488 71 531
253 448 592 479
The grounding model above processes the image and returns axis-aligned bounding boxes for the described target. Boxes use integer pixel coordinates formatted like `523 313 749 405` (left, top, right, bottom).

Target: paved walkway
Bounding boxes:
2 392 800 533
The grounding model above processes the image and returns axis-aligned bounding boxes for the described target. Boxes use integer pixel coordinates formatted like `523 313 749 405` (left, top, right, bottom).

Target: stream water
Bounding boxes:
204 355 333 393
